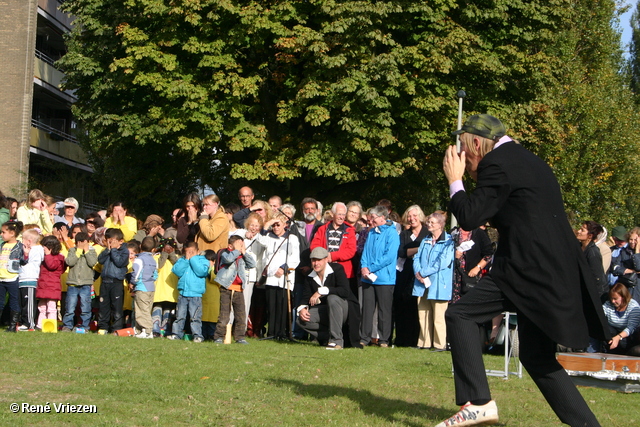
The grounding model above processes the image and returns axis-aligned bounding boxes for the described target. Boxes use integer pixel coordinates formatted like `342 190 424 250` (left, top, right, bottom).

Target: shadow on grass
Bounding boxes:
268 378 452 426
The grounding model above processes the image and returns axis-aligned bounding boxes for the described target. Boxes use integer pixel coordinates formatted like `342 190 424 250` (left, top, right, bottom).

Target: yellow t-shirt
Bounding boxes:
104 216 138 242
0 242 18 280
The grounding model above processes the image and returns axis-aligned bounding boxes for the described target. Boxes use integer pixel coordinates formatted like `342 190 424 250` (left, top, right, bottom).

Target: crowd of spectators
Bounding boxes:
0 186 638 355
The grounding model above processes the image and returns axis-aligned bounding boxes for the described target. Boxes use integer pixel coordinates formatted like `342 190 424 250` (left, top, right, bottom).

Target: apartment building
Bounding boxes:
0 0 101 211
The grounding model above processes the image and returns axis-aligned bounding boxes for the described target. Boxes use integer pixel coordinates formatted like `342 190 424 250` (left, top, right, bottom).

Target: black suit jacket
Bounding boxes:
300 263 361 348
450 142 609 347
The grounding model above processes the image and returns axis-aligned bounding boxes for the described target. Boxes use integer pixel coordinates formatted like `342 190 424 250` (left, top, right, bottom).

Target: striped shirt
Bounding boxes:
602 299 640 336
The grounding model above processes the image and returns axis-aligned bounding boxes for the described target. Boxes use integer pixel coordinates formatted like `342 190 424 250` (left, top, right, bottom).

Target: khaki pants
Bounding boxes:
417 297 448 349
134 291 155 331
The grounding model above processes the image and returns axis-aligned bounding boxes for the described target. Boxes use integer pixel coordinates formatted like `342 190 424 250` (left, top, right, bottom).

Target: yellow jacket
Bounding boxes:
153 253 179 303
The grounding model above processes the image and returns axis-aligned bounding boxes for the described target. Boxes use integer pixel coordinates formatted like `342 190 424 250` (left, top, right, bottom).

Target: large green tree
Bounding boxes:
60 0 640 224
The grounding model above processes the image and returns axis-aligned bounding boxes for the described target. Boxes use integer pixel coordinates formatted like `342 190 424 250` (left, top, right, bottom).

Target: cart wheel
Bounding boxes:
509 329 519 358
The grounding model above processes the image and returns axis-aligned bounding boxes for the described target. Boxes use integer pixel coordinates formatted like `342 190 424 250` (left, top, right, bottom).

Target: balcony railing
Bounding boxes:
32 118 78 144
35 49 58 67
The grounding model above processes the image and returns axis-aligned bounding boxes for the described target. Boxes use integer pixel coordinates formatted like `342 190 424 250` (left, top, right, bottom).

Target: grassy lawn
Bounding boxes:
0 333 635 426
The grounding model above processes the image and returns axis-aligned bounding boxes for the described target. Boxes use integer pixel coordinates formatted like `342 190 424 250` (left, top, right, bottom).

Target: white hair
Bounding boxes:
331 202 347 215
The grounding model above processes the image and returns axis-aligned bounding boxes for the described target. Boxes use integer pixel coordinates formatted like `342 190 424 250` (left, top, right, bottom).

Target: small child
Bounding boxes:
96 228 129 333
213 235 256 344
37 236 66 330
169 241 209 342
152 238 179 338
131 237 158 339
62 232 98 331
18 229 43 331
0 220 28 332
124 240 140 327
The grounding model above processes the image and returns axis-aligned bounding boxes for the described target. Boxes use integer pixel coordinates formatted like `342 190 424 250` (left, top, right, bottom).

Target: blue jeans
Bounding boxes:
152 302 176 335
172 296 202 339
63 285 92 328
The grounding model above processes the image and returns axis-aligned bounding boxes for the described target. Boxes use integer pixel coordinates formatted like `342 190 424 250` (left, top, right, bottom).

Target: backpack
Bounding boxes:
214 248 230 274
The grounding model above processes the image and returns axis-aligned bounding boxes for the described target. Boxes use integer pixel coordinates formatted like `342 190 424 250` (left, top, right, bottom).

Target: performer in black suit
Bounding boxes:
437 114 610 427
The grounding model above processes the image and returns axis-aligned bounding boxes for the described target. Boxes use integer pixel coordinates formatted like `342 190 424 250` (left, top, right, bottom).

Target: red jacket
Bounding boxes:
310 222 356 278
36 254 66 300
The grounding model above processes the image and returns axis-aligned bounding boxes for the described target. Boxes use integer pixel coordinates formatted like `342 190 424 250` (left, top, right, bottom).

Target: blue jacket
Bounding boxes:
97 243 129 282
172 255 209 297
360 221 400 285
412 232 454 300
215 249 257 290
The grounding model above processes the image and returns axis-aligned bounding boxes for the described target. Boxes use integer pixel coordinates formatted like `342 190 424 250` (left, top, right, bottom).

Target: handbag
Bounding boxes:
617 272 637 288
457 265 479 295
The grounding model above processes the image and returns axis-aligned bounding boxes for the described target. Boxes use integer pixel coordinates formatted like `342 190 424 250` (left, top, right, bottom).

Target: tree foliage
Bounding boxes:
60 0 640 224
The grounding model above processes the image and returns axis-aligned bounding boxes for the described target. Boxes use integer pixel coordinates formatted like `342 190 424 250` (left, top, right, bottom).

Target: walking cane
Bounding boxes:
286 268 295 340
224 290 234 344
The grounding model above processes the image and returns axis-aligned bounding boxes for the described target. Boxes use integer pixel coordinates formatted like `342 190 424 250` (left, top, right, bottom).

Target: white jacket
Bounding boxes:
19 245 44 284
258 232 300 290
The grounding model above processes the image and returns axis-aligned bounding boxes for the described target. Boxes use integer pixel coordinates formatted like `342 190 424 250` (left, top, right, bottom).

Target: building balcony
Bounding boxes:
31 120 91 173
38 0 73 31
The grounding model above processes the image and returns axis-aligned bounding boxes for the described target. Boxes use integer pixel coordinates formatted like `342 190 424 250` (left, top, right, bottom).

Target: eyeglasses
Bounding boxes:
65 206 75 209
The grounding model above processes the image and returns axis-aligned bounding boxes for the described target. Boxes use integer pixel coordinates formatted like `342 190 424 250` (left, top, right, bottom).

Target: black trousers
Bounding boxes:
265 286 289 339
98 280 124 331
445 276 601 427
392 282 419 347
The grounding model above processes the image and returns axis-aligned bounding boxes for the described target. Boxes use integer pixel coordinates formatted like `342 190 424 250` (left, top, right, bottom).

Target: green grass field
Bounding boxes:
0 333 635 426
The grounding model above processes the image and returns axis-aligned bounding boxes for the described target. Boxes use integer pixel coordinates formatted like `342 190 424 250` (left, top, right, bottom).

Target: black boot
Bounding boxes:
6 311 18 333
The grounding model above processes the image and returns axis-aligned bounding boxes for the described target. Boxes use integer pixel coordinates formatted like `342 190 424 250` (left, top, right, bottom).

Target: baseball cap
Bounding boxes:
452 114 506 140
611 226 627 241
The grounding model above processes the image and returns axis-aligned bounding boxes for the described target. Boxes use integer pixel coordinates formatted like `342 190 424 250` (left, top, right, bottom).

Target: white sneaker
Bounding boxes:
435 401 498 426
17 325 30 332
135 329 153 339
